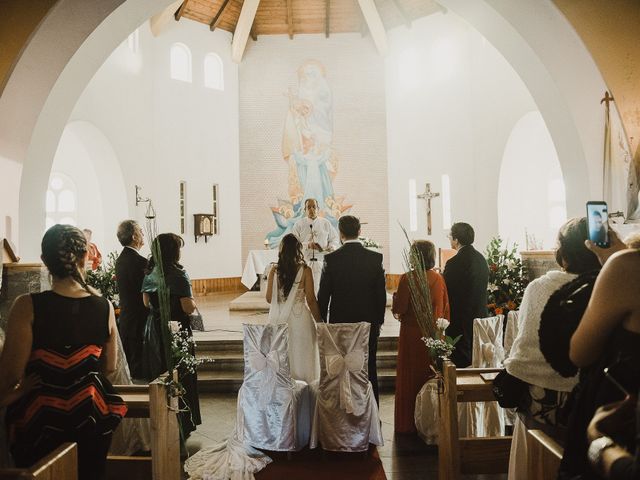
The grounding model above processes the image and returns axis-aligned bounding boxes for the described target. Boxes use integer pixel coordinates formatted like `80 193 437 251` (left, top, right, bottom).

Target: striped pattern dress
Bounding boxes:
6 291 127 479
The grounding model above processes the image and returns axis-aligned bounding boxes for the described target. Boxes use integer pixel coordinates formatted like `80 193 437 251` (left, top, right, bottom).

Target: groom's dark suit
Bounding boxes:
317 241 387 404
115 246 149 379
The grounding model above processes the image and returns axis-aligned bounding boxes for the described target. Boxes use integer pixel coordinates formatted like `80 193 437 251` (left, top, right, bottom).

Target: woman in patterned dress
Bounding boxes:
0 225 127 479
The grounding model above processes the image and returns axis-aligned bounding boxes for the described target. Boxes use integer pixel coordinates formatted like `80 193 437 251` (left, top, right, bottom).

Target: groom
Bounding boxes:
317 215 387 404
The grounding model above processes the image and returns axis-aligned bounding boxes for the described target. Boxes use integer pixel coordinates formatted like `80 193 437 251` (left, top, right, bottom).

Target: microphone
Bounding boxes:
310 223 316 262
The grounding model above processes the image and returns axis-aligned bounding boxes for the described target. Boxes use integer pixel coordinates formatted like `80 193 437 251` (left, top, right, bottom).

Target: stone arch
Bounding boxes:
0 0 611 260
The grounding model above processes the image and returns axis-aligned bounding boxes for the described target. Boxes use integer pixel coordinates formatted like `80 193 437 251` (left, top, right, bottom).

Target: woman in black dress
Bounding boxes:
141 233 201 437
0 224 126 480
559 230 640 479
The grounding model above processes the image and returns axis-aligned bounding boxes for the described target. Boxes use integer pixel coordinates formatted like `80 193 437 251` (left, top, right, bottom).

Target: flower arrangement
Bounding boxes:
485 237 528 315
359 237 381 248
86 252 119 306
400 226 459 368
170 328 206 374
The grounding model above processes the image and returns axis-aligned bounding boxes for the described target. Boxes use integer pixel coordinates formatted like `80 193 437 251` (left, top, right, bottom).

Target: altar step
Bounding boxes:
195 336 399 393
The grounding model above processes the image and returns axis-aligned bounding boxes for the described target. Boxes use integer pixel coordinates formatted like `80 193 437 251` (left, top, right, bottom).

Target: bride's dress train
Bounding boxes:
184 266 319 480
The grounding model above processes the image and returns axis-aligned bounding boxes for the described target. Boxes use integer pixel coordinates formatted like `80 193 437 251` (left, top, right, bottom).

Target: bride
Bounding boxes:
265 233 321 383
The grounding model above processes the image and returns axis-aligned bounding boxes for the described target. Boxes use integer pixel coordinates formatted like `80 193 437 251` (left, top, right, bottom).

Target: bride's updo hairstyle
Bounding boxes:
277 233 305 298
41 224 92 293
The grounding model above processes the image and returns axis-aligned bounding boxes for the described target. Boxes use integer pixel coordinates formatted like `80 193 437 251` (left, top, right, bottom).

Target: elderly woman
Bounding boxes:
505 217 600 479
392 240 450 434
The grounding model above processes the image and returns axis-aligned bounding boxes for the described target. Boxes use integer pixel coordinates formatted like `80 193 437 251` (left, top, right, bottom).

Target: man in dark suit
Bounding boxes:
115 220 148 379
443 222 489 368
318 215 387 404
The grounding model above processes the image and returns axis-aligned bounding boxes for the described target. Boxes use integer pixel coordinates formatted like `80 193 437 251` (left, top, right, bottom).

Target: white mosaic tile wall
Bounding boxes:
239 33 389 269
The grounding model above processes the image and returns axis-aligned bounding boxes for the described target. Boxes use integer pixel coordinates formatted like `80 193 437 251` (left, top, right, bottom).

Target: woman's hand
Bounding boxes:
587 395 637 442
585 228 627 266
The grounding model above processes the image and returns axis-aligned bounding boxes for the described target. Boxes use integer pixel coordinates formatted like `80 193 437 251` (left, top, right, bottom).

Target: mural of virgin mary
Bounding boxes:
266 60 351 247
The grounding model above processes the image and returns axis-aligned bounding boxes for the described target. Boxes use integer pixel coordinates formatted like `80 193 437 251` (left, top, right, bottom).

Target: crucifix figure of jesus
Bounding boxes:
417 183 440 235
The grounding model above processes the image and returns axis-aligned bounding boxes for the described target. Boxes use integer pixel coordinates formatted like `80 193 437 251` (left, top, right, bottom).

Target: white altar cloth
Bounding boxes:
241 250 278 289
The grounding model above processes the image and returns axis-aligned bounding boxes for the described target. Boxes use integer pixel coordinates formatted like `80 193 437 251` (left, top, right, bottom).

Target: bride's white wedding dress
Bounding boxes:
184 267 320 480
268 266 320 384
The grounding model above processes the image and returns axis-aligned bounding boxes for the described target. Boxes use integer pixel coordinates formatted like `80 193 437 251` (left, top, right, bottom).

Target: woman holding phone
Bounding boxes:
558 226 640 479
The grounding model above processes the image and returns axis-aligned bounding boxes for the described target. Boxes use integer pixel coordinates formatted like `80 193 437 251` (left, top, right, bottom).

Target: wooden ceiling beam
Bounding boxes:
391 0 411 28
232 0 261 63
325 0 330 38
174 0 188 21
209 0 231 31
356 0 388 55
286 0 294 39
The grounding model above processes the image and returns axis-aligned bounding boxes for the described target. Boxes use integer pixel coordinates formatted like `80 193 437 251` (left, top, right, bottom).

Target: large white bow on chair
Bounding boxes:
249 350 280 410
325 349 365 415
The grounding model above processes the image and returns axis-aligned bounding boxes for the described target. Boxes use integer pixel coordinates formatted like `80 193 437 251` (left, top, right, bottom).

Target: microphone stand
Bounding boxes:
310 223 317 262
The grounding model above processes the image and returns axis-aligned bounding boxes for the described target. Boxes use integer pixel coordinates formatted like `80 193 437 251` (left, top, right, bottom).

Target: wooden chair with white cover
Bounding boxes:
459 315 506 437
503 310 520 359
310 322 383 452
237 323 312 451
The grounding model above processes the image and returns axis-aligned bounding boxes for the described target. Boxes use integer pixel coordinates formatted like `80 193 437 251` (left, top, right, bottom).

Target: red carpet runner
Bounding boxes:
255 446 387 480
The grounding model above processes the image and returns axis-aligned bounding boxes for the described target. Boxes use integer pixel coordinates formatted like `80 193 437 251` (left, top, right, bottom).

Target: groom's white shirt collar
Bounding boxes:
342 239 362 245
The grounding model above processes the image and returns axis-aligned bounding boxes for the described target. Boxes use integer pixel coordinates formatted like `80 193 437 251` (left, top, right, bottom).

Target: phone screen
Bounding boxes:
587 202 609 247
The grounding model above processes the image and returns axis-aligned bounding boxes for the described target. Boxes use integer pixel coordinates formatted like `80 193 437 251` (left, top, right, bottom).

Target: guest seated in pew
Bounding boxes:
141 232 202 438
559 229 640 480
505 218 600 427
392 240 450 434
0 225 127 480
505 217 600 479
587 392 639 479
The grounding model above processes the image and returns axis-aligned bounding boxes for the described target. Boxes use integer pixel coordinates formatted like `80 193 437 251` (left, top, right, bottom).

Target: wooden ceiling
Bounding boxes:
175 0 443 39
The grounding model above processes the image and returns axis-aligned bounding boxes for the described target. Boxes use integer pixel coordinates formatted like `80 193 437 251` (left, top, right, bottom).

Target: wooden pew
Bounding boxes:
108 376 181 480
438 361 512 480
526 429 563 480
0 443 78 480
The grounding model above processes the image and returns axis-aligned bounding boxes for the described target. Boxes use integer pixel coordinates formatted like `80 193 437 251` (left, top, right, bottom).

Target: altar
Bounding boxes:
240 249 277 290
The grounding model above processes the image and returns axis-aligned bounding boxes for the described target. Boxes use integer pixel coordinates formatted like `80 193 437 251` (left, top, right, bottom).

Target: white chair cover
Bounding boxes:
459 315 505 437
414 378 440 444
310 322 383 452
504 310 520 359
237 323 312 451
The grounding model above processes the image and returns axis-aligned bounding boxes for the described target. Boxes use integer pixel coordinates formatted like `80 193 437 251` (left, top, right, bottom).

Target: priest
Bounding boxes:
292 198 340 291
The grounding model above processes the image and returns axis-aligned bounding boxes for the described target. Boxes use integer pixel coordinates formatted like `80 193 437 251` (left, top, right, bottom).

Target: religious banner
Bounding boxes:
265 60 352 247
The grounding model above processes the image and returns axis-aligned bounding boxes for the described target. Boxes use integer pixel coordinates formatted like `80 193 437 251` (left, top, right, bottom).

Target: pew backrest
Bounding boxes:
526 429 563 480
0 443 77 480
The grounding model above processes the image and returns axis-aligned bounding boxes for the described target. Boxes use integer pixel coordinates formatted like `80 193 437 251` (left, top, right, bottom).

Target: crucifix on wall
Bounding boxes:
417 183 440 235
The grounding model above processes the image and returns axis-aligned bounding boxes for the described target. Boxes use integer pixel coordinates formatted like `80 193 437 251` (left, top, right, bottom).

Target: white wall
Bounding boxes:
498 111 566 250
67 19 241 278
386 12 538 273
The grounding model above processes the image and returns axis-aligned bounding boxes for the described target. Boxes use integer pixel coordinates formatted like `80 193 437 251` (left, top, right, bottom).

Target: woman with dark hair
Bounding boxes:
266 233 322 383
0 224 126 480
392 240 450 434
141 233 201 437
504 217 600 479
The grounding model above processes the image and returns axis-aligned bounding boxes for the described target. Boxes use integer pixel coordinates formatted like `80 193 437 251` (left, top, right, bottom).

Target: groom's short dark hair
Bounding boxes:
339 215 360 239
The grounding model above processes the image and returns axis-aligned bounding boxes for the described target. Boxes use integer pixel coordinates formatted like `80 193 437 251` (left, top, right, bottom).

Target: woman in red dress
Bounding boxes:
392 240 450 434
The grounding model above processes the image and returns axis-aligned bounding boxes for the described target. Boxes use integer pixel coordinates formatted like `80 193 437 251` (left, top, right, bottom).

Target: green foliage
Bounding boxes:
86 252 119 304
485 237 528 315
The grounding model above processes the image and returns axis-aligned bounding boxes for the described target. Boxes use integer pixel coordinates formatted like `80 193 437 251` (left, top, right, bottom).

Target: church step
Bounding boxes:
196 349 399 372
197 368 397 393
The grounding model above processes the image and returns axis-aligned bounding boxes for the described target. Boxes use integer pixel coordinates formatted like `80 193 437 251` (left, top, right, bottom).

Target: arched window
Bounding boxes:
204 53 224 90
45 173 78 228
170 43 192 83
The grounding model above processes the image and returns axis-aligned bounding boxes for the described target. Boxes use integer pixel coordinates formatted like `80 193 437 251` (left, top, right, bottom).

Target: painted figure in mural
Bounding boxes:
284 60 336 211
266 60 351 248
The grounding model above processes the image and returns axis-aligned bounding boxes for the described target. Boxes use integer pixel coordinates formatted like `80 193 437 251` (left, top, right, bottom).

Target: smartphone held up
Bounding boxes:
587 201 610 248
